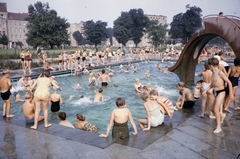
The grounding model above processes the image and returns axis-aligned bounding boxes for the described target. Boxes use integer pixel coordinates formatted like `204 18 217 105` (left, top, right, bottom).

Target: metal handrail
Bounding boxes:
203 14 240 30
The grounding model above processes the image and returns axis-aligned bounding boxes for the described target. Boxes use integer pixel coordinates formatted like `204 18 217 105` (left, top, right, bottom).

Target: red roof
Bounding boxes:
0 3 7 12
8 12 28 21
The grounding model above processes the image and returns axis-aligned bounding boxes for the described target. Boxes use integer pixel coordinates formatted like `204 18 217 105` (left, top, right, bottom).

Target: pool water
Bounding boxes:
2 61 205 134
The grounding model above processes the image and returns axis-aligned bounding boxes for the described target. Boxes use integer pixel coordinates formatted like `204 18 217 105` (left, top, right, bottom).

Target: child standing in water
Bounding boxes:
99 97 137 139
0 70 14 117
49 87 63 112
144 70 150 78
94 88 104 102
30 70 61 129
138 92 164 130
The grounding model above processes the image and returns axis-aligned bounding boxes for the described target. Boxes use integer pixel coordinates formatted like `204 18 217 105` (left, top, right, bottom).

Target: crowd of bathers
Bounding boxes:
1 45 238 139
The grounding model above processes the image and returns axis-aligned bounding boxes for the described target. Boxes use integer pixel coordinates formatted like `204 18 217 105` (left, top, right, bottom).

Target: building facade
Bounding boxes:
0 3 28 48
68 21 85 47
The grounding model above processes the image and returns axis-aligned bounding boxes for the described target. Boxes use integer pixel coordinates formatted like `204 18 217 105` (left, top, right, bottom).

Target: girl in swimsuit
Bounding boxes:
138 92 164 130
50 87 63 112
75 113 98 132
20 49 26 74
30 70 62 129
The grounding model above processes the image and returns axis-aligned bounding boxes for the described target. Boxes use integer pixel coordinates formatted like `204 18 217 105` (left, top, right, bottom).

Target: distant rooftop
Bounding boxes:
8 12 28 21
145 14 167 17
0 3 7 12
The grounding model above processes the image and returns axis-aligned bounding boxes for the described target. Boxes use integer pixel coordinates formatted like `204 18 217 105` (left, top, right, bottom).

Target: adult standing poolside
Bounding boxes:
30 70 61 129
25 50 32 74
107 45 112 64
20 49 26 74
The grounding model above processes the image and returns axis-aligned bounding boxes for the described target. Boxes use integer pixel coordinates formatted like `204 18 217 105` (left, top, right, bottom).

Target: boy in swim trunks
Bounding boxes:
176 82 195 109
22 91 44 123
203 57 234 133
149 90 173 118
98 69 110 87
138 92 164 130
193 80 203 100
99 97 137 139
94 88 104 102
0 70 14 117
198 61 215 118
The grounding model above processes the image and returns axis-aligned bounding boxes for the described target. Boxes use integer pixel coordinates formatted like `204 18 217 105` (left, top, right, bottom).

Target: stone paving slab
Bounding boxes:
0 103 240 158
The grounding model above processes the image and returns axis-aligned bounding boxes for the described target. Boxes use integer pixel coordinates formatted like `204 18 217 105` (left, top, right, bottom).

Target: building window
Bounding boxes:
10 21 12 25
20 35 22 39
11 35 13 39
23 29 25 33
14 21 16 25
0 14 3 18
19 28 22 32
23 22 25 26
15 28 17 32
19 22 21 26
10 27 13 32
15 35 17 39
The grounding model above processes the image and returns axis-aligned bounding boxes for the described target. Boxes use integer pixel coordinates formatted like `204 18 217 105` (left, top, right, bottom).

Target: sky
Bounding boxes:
2 0 240 27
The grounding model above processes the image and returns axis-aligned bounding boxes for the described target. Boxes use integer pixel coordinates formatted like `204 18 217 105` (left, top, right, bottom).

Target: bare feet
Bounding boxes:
31 126 37 130
44 124 52 128
209 115 216 119
6 114 14 118
234 107 240 110
213 128 222 133
198 114 204 118
220 113 226 123
224 109 232 113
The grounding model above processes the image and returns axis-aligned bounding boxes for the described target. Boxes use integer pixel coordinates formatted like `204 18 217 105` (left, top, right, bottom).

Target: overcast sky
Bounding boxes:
2 0 240 27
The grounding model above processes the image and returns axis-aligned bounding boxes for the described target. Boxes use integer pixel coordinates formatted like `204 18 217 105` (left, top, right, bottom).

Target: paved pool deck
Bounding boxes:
0 59 240 158
0 99 240 159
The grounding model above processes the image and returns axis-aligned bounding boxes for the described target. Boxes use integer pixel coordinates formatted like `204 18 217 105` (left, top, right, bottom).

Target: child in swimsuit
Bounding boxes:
149 90 173 118
50 87 63 112
203 57 234 133
30 70 62 130
94 88 104 102
88 73 98 87
75 113 98 132
0 70 14 117
58 112 74 128
99 97 137 139
138 92 164 130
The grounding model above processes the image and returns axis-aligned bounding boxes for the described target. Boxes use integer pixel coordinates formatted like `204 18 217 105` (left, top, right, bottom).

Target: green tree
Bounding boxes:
113 12 132 46
16 41 23 48
72 30 84 46
169 13 184 39
0 34 8 48
170 5 202 43
147 20 167 48
25 2 70 49
83 20 108 47
129 9 149 47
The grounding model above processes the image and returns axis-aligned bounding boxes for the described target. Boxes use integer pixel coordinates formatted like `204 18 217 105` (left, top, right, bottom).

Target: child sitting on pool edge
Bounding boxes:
138 92 164 130
99 97 137 139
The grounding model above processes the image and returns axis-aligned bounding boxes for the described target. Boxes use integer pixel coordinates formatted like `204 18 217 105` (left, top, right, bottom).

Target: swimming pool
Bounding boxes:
2 61 204 134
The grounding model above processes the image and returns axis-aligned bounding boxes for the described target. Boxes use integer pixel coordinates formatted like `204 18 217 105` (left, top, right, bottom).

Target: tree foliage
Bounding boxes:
25 2 70 49
113 12 132 46
146 20 167 48
113 9 148 47
83 20 108 47
129 9 149 47
72 30 84 46
0 34 8 46
170 5 202 43
107 27 113 45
